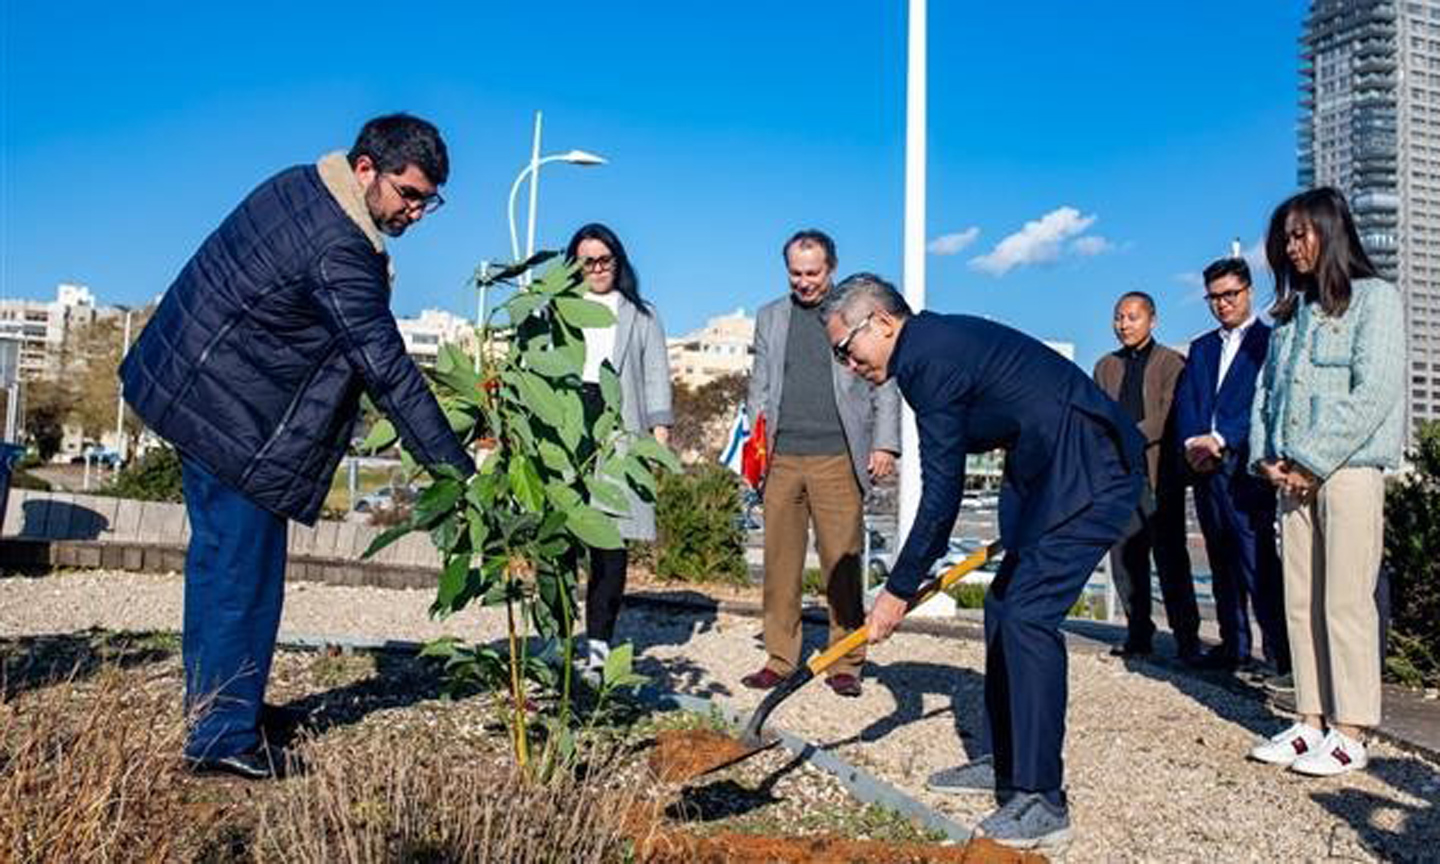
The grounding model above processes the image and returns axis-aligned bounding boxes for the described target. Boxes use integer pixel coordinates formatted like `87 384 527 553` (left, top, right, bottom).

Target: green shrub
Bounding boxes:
654 464 747 585
97 446 183 502
946 581 988 609
1383 420 1440 689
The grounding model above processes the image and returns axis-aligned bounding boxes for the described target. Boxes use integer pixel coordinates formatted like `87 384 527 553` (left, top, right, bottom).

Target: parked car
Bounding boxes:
866 534 1000 589
69 445 121 468
353 484 417 513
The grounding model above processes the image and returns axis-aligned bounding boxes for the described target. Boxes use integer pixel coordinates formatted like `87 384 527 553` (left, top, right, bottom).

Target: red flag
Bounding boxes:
741 412 768 489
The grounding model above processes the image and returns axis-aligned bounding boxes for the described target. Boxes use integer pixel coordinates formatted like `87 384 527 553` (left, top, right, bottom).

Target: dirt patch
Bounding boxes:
638 829 1047 863
649 728 763 782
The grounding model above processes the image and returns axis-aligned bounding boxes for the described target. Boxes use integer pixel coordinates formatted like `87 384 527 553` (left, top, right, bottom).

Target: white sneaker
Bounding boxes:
580 638 609 685
1248 722 1325 766
1291 730 1367 777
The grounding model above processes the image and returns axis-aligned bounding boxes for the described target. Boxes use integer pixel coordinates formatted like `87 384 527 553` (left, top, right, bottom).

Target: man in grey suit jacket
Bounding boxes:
741 229 901 697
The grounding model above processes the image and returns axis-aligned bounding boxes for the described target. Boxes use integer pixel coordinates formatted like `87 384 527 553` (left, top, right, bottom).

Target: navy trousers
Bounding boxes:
982 433 1142 798
181 458 288 759
1192 462 1289 670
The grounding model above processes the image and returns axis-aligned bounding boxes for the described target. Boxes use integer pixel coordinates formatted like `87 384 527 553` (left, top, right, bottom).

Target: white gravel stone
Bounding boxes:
3 570 1438 860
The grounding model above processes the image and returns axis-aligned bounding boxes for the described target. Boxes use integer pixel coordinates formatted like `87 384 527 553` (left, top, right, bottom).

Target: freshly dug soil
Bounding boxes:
649 729 761 782
640 831 1047 863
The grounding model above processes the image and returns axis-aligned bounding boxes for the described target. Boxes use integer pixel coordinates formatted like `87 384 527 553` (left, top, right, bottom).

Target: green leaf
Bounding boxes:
537 440 571 475
602 642 648 689
432 343 484 398
434 554 469 615
594 411 617 442
524 347 581 379
587 475 630 516
622 454 658 497
413 478 464 528
545 481 583 511
513 371 567 429
467 515 487 557
361 519 415 559
554 296 617 328
599 362 622 412
419 635 463 659
567 504 623 549
505 293 548 325
361 418 397 453
444 406 477 436
508 454 545 512
631 435 682 473
430 515 463 553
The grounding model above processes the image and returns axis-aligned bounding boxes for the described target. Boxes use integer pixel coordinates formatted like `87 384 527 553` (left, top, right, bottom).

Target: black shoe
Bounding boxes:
1193 647 1240 671
185 743 296 780
1175 642 1204 666
1109 642 1152 658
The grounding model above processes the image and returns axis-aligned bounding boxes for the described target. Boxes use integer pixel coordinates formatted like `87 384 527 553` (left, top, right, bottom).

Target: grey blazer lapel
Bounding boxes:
766 300 791 420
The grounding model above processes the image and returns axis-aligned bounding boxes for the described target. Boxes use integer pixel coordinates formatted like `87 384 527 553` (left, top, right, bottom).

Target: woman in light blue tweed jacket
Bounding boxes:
1247 187 1405 777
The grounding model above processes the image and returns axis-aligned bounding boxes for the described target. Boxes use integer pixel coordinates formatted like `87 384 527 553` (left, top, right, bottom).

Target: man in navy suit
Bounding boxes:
818 273 1144 851
1173 257 1289 678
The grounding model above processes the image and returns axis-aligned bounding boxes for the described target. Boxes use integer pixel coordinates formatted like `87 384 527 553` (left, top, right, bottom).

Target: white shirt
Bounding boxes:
581 290 623 383
1191 314 1257 450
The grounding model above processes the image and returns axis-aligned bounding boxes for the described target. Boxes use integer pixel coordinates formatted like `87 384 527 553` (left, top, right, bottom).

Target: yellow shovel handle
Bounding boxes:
804 539 1002 676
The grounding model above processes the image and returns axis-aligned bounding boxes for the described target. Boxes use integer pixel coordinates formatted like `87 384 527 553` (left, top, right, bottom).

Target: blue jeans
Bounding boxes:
181 458 287 759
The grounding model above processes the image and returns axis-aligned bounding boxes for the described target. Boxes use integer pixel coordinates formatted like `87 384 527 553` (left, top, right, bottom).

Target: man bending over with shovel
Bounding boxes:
817 273 1145 850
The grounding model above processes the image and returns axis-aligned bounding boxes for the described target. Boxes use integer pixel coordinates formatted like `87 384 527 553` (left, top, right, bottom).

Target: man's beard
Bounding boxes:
365 182 409 237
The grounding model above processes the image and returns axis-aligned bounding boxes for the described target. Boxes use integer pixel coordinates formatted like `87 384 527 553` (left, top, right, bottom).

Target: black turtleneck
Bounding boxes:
1117 338 1154 424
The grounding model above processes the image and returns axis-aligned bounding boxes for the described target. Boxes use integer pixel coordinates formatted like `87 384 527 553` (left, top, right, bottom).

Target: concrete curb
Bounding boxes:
271 631 971 843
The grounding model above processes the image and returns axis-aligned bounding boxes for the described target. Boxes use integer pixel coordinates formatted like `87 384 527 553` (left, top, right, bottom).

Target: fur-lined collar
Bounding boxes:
316 151 385 253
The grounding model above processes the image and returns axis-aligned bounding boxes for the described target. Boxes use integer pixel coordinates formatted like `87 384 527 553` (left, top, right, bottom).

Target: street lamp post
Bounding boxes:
505 111 606 285
114 306 134 464
898 0 927 548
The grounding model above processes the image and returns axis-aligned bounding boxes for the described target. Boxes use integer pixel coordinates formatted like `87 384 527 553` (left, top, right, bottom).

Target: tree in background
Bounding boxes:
69 308 154 451
668 372 747 462
22 379 73 461
1383 420 1440 688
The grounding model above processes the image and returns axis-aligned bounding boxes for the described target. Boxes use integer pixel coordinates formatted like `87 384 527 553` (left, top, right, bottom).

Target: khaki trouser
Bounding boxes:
1280 466 1384 727
761 454 866 677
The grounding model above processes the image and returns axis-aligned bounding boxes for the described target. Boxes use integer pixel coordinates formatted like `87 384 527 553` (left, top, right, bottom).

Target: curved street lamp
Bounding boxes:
507 148 608 270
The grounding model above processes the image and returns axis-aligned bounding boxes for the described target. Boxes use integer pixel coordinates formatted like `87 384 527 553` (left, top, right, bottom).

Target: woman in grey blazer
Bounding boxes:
564 223 674 672
1247 188 1405 776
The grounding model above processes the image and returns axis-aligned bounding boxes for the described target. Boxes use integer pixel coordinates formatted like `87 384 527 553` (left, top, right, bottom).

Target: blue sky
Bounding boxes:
2 1 1305 369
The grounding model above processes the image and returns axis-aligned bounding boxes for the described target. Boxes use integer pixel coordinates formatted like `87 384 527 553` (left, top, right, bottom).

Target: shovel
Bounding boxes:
675 539 1004 783
737 538 1002 749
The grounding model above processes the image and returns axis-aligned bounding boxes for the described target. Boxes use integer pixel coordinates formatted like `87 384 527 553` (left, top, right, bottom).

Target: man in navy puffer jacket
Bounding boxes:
120 114 473 779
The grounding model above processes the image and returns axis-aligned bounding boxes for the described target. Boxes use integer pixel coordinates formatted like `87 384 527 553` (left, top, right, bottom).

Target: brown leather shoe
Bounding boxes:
826 673 863 698
740 667 786 689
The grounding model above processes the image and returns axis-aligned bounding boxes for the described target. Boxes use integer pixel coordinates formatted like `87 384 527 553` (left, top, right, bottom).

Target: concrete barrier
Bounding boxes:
0 489 438 569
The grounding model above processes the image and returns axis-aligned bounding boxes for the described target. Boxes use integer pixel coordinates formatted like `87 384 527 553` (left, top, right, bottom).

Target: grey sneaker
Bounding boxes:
925 754 996 795
976 792 1072 850
1263 672 1295 694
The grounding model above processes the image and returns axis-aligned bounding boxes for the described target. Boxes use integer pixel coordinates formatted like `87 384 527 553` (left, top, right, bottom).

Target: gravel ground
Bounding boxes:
4 570 1439 861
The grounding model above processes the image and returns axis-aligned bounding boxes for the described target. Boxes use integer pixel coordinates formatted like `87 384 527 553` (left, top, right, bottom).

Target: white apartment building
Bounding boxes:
0 283 99 380
667 308 755 388
395 308 476 369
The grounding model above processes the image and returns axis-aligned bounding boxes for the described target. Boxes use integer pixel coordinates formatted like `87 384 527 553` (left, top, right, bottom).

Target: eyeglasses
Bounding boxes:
1205 286 1249 306
383 175 445 214
581 254 615 273
832 313 874 364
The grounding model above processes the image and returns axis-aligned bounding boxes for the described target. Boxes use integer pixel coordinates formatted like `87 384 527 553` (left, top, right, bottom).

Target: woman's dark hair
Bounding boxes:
565 223 650 316
1264 186 1379 323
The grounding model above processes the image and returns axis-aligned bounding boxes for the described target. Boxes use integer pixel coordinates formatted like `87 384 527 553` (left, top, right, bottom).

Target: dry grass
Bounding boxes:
0 666 210 863
253 734 652 864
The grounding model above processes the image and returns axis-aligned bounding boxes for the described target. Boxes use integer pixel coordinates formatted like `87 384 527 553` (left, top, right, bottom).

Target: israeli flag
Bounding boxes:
720 402 749 475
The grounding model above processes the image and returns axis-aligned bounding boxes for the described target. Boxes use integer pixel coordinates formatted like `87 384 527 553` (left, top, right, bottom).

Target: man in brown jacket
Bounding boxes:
1092 291 1201 661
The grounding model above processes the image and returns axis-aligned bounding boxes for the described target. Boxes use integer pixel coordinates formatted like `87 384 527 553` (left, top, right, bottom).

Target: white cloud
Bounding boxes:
1071 235 1112 256
969 206 1098 276
927 227 981 256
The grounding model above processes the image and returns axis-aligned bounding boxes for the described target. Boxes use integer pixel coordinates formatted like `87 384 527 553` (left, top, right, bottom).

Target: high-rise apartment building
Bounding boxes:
1301 0 1440 431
